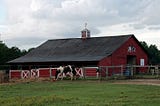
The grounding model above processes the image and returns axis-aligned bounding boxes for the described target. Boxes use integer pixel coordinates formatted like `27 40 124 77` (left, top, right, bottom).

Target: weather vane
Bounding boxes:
85 23 87 29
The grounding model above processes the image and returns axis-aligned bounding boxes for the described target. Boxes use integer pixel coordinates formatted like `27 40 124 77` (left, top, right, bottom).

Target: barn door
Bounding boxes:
127 55 136 65
127 55 137 74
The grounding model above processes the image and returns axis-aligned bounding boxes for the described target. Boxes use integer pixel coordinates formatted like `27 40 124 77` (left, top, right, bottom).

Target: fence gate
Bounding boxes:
31 69 39 78
21 70 30 79
75 68 84 78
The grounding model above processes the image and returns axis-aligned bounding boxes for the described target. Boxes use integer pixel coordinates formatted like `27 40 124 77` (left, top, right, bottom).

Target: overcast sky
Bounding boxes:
0 0 160 50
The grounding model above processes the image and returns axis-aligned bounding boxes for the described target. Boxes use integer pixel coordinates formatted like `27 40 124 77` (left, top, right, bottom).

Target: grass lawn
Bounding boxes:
0 80 160 106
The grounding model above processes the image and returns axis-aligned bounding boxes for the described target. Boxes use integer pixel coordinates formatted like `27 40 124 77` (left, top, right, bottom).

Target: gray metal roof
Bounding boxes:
9 34 134 64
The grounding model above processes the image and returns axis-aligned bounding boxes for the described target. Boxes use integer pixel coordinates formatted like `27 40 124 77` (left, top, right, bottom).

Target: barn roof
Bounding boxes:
9 34 134 64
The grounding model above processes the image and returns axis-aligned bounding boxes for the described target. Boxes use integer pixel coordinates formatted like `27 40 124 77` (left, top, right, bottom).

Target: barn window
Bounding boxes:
128 46 136 52
140 59 145 66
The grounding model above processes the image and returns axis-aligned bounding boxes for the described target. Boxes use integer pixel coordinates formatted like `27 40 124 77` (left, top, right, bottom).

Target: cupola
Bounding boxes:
81 23 90 39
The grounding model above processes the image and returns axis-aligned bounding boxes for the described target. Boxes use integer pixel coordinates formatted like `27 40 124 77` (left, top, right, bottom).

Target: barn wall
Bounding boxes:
98 56 112 66
98 36 148 73
112 37 148 66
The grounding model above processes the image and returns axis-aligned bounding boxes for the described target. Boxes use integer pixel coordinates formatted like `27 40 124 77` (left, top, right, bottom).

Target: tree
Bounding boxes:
28 48 35 52
148 45 160 64
0 43 9 64
0 43 28 65
140 41 160 65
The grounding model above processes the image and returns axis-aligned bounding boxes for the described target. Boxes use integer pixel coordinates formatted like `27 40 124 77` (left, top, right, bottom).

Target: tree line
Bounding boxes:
0 41 160 65
0 43 34 65
140 41 160 65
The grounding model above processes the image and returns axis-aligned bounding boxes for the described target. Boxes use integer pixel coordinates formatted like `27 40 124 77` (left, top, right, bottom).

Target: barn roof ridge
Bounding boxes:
48 34 134 41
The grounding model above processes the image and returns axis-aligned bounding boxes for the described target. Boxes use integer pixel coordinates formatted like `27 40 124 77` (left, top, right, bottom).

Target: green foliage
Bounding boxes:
0 81 160 106
140 41 160 65
27 48 35 53
0 43 27 65
148 45 160 64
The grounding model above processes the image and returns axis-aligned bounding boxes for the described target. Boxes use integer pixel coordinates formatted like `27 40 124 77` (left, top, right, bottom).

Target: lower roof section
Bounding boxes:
9 61 99 67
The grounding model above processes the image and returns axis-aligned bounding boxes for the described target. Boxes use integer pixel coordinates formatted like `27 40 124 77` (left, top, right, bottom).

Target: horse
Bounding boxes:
55 65 76 80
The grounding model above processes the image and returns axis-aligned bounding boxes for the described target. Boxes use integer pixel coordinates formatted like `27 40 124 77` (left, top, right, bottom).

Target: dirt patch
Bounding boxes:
113 79 160 86
0 78 53 85
1 78 160 86
0 71 9 83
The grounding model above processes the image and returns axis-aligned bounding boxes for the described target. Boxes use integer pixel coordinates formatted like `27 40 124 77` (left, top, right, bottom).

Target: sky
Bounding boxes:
0 0 160 50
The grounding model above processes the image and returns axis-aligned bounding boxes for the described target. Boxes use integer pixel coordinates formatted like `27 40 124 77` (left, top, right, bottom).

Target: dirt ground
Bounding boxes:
113 79 160 86
1 78 160 86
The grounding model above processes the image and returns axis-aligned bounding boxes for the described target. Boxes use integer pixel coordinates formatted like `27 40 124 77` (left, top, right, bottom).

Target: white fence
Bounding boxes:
8 65 160 80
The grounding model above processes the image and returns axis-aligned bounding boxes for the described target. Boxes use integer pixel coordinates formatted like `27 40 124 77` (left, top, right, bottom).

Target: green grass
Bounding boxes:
0 80 160 106
134 74 159 79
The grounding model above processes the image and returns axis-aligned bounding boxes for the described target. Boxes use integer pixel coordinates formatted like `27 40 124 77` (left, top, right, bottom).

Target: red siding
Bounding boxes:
99 36 148 73
51 68 56 76
39 68 50 77
113 37 148 66
85 68 97 76
10 70 21 79
99 56 112 66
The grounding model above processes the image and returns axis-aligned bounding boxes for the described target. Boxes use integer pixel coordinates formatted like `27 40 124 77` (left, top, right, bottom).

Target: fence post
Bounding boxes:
131 65 134 77
82 67 86 80
158 67 160 79
106 67 108 80
147 66 150 74
97 67 100 80
155 66 158 79
21 70 23 79
121 65 123 76
9 70 11 79
49 66 52 79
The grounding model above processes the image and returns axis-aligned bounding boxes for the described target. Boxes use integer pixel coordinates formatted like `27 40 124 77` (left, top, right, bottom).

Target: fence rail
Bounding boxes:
98 65 160 79
0 65 160 82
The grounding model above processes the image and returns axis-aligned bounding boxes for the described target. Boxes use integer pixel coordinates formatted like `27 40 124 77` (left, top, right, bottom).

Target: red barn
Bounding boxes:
8 29 148 78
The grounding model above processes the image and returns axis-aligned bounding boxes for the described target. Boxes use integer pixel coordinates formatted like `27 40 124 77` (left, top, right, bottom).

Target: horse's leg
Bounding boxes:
73 70 77 80
55 70 59 80
74 75 76 80
56 73 60 80
73 72 76 80
61 74 63 80
69 72 73 80
69 71 73 80
56 72 63 80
